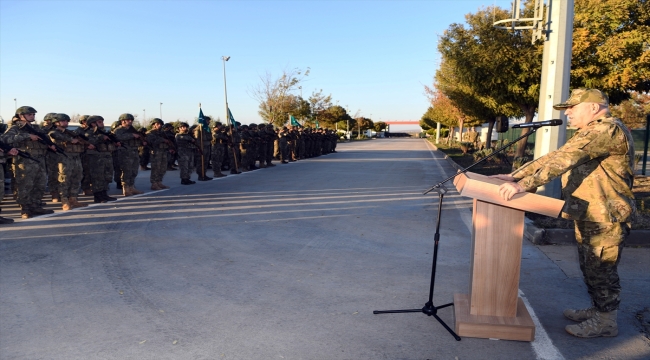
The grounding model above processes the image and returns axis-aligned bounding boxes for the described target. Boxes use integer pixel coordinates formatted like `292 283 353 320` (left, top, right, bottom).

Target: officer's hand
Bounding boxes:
9 148 18 156
87 144 96 150
29 134 41 141
133 133 141 139
490 174 516 182
49 145 57 152
71 138 80 144
498 182 525 201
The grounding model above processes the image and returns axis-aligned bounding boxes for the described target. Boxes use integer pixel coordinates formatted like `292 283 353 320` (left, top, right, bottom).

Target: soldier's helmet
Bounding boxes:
53 113 71 123
111 120 120 130
119 113 135 122
86 115 105 126
15 106 37 115
162 123 173 130
43 113 57 123
151 118 164 126
214 121 223 127
79 115 90 124
179 122 189 128
249 123 257 129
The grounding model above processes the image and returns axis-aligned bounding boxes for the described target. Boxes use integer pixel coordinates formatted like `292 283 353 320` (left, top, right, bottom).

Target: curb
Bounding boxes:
429 140 650 248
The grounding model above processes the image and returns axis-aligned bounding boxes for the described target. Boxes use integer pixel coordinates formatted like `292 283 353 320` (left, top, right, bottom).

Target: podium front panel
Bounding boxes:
469 199 525 317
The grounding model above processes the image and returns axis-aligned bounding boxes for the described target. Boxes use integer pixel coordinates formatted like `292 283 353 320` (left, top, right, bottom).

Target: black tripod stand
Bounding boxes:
373 185 460 341
374 126 544 341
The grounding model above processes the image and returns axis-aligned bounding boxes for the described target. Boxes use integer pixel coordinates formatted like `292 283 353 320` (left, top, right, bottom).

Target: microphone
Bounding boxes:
511 119 563 128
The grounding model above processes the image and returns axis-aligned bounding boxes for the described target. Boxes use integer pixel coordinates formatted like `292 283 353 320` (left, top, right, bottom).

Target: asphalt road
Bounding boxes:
1 139 648 360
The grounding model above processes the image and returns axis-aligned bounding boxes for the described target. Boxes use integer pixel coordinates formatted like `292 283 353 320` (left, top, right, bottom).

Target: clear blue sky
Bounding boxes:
1 0 512 125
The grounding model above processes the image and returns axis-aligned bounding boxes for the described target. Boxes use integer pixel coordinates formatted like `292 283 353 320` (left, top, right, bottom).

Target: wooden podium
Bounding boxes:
452 172 564 341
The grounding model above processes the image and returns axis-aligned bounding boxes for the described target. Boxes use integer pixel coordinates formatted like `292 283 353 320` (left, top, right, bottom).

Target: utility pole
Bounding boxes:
159 102 163 119
494 0 574 198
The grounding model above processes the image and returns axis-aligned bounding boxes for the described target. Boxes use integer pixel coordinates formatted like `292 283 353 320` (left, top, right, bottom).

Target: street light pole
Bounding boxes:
14 98 17 111
143 109 146 125
159 103 163 118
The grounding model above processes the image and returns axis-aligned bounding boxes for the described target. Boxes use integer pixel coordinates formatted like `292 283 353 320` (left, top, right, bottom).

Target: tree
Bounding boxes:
315 105 350 129
611 91 650 129
308 89 333 127
356 117 374 132
426 89 469 144
571 0 650 103
249 67 310 127
438 5 543 157
373 121 387 132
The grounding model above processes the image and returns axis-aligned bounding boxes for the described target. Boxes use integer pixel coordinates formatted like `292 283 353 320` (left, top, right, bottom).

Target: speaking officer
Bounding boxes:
492 89 635 338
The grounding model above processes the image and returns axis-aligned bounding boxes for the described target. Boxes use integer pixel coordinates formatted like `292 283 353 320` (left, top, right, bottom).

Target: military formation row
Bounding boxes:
0 106 339 223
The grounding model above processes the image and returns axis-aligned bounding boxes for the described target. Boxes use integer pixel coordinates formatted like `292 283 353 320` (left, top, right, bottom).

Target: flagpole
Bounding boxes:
199 103 205 178
222 55 239 173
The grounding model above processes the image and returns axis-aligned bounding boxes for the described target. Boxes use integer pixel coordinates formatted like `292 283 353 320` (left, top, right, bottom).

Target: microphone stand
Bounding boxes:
374 126 542 341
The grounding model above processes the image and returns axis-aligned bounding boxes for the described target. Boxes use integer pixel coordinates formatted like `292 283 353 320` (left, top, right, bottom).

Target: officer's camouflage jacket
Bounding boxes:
513 115 635 223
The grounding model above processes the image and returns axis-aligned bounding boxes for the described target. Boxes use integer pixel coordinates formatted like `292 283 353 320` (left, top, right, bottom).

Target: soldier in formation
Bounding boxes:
113 113 146 196
146 118 173 190
1 108 341 221
48 113 88 210
175 122 197 185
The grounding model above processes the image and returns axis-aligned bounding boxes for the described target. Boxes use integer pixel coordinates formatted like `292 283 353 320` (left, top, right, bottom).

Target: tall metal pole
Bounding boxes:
533 0 574 198
143 109 145 125
159 102 163 118
14 98 17 111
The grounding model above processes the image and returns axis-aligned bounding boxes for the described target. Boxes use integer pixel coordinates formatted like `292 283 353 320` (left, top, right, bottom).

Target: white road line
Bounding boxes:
424 139 564 360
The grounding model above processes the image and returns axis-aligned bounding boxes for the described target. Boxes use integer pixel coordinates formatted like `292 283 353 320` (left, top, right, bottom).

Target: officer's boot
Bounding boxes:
50 191 61 203
0 216 14 224
102 191 117 202
61 198 73 211
83 189 94 196
151 183 162 190
158 182 170 189
131 186 144 195
564 307 597 322
566 310 618 338
213 171 227 178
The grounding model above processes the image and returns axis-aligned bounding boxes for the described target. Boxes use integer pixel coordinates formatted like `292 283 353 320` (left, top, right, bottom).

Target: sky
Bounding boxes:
1 0 514 126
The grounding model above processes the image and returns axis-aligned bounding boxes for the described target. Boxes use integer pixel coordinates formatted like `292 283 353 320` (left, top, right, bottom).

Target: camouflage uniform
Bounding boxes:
211 125 229 177
265 124 276 166
278 127 290 163
48 115 85 209
113 115 145 195
83 116 117 202
193 125 212 179
513 109 634 313
75 116 92 195
175 124 197 183
228 127 242 173
3 114 50 216
41 114 59 200
146 120 171 189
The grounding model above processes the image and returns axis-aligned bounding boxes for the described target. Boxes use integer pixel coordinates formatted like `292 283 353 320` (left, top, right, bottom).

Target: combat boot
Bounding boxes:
31 206 54 215
230 169 241 174
83 189 93 196
50 191 61 203
158 182 170 189
61 198 73 211
69 197 88 208
123 185 134 197
131 186 144 195
213 171 227 178
0 216 14 224
181 178 194 185
151 183 162 190
94 192 107 203
266 162 276 167
564 307 597 322
140 165 150 171
20 205 33 219
566 310 618 338
102 191 117 202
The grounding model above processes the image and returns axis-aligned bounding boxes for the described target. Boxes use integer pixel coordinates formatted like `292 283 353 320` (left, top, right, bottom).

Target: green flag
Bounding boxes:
228 108 238 130
197 108 209 129
290 115 301 127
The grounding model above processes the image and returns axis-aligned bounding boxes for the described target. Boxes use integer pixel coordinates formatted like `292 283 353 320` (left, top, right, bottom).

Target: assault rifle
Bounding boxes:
21 122 67 157
97 129 126 149
0 140 40 163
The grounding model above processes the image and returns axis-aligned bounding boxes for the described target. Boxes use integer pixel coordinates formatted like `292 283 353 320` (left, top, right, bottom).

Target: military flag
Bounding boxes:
197 107 209 129
290 115 301 127
228 108 238 130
